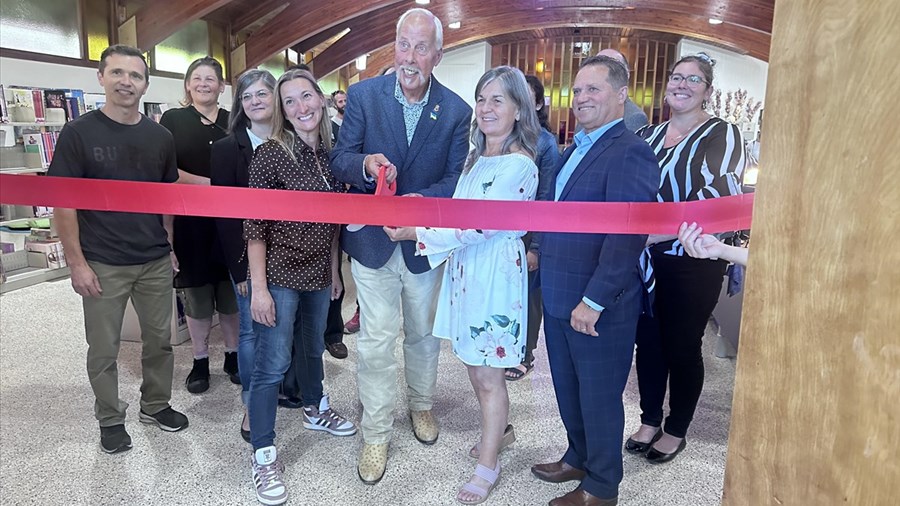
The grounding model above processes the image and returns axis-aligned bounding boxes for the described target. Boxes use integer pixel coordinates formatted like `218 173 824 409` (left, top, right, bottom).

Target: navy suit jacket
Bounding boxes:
330 75 471 274
539 121 660 322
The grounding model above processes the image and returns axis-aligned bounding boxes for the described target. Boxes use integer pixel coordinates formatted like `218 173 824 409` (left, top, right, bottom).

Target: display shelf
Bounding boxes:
0 266 70 294
0 167 47 175
1 122 66 128
0 215 52 227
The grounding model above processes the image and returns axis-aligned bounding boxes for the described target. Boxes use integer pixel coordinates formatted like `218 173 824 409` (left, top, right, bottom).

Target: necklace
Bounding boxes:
312 151 331 189
666 115 708 145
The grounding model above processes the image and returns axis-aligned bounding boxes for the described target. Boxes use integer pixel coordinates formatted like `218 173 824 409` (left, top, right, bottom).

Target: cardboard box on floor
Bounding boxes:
120 291 196 345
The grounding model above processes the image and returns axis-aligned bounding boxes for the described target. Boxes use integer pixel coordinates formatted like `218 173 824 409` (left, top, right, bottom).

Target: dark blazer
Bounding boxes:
330 74 472 274
210 127 254 284
539 121 660 321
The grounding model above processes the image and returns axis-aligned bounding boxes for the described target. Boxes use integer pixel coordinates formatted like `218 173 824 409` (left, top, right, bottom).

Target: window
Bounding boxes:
0 0 82 58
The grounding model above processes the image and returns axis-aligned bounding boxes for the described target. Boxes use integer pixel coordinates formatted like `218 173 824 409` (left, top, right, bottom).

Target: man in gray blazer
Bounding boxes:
597 48 649 132
330 7 472 485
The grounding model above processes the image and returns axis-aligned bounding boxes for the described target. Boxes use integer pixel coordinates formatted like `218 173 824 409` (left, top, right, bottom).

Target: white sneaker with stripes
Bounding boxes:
302 393 357 436
251 446 287 505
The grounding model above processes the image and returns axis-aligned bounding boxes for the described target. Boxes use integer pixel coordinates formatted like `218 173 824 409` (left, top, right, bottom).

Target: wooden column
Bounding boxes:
723 1 900 505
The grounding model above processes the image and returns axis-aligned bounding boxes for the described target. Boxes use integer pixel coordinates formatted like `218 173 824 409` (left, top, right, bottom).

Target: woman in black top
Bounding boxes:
210 69 276 441
626 53 745 463
160 56 240 394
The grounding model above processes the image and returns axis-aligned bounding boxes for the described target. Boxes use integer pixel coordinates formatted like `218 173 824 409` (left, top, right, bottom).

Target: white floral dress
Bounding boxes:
415 153 538 368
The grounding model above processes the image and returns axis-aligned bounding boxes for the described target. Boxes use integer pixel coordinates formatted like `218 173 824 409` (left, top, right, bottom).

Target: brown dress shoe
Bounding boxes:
409 410 439 445
549 487 617 506
531 459 586 483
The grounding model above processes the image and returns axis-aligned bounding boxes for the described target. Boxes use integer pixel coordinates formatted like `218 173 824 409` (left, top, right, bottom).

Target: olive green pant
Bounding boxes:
83 255 174 427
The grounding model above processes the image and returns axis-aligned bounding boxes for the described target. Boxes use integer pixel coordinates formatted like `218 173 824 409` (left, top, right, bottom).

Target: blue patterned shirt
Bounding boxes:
393 77 433 146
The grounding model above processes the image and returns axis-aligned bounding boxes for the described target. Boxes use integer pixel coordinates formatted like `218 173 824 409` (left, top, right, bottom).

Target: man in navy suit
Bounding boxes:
530 56 660 506
330 7 471 485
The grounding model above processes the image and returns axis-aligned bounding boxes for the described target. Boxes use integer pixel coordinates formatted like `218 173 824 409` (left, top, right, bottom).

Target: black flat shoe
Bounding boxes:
277 396 303 409
625 428 662 454
646 438 687 464
241 427 251 443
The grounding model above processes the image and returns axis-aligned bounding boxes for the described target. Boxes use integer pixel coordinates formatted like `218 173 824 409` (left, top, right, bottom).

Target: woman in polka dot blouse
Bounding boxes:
241 69 356 504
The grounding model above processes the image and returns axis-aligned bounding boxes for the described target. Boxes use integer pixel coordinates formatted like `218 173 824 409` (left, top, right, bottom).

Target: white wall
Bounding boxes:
0 56 233 110
678 39 768 129
432 42 492 111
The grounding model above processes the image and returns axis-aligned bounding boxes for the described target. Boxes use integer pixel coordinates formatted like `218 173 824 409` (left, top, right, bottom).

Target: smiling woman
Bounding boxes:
158 56 240 396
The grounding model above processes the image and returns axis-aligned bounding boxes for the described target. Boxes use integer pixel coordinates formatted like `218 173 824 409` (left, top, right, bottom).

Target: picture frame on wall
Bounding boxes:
143 102 167 123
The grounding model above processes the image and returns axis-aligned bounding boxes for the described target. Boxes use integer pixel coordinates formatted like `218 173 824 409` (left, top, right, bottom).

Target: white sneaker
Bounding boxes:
302 393 357 436
250 446 287 505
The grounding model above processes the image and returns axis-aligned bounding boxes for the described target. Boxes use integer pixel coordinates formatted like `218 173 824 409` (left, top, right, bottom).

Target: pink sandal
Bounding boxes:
457 461 501 505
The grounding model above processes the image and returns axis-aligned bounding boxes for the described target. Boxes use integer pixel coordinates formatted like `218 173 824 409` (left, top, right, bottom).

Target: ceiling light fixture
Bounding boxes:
415 0 430 5
708 18 724 25
448 21 461 29
356 54 368 71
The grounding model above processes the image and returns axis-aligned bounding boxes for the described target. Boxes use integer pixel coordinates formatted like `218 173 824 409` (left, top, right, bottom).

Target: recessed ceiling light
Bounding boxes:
415 0 430 5
448 21 461 29
708 18 724 25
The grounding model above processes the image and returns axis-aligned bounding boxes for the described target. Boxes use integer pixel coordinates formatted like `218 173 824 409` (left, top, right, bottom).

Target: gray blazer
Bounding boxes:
330 74 472 274
623 98 649 132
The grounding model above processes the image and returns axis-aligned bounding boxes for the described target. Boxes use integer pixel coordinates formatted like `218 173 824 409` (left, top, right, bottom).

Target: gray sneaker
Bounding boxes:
251 446 287 505
302 393 357 436
99 424 132 454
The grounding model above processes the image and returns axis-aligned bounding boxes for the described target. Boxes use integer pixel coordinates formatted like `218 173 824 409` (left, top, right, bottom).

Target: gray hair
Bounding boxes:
465 66 539 172
396 8 443 50
580 55 629 91
228 69 276 134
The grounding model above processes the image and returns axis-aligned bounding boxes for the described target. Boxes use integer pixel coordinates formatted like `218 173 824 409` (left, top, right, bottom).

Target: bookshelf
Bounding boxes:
0 85 82 293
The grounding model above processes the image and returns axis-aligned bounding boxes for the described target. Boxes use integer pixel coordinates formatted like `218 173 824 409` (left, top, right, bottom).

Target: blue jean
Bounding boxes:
248 284 330 450
232 279 255 405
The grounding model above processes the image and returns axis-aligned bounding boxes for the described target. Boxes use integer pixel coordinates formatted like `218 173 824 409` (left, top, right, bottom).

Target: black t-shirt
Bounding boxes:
47 110 178 265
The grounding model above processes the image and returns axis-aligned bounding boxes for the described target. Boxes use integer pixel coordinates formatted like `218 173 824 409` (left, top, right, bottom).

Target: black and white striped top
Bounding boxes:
639 117 746 256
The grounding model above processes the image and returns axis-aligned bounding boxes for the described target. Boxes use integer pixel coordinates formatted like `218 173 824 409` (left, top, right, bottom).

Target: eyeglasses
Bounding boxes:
668 73 708 87
240 90 272 102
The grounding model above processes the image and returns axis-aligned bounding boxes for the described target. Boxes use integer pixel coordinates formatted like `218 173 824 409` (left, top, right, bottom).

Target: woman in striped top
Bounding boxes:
626 53 745 464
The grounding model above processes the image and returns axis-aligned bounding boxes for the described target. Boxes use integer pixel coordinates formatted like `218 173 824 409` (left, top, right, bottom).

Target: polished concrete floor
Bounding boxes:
0 263 737 505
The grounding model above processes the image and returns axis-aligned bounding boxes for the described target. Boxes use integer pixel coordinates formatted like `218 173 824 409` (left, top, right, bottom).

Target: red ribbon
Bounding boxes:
0 174 753 234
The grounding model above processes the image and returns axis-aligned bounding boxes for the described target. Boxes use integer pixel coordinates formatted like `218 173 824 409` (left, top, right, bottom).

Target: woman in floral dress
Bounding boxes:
385 66 539 504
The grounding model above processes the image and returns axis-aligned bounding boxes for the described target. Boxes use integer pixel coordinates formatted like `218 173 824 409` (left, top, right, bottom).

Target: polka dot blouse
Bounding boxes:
243 138 344 291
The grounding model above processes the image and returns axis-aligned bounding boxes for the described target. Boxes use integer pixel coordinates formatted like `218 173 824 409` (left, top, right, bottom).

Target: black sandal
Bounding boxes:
505 361 534 381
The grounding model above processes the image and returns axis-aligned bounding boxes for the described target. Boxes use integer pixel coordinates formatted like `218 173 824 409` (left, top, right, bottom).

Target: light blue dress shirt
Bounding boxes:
554 118 623 313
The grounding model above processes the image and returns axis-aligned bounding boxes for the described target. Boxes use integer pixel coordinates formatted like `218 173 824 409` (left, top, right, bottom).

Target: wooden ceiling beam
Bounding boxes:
231 0 291 34
119 0 233 52
320 8 770 78
232 0 404 74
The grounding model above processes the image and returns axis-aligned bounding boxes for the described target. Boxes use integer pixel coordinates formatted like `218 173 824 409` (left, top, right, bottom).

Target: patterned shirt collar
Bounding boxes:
394 76 434 145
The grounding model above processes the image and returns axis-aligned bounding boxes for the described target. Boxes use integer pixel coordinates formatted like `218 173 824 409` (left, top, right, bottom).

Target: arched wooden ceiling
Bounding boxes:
125 0 773 77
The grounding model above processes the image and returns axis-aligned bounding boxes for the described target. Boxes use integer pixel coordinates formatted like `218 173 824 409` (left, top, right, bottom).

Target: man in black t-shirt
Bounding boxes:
49 45 188 454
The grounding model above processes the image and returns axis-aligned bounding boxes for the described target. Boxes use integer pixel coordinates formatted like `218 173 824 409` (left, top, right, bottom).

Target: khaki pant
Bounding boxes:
351 245 443 444
83 255 174 427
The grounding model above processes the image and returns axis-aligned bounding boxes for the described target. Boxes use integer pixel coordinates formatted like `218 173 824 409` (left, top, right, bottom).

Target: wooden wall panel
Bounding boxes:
722 1 900 504
493 36 676 146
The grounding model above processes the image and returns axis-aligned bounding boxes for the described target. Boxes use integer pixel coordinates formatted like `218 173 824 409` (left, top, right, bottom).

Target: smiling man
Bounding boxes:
330 7 472 486
530 56 660 506
49 44 187 455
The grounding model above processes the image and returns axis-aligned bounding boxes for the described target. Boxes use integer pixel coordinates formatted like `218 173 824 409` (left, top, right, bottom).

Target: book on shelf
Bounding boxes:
8 87 34 123
31 89 45 123
22 132 59 168
64 89 85 118
44 89 68 121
